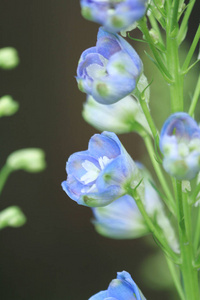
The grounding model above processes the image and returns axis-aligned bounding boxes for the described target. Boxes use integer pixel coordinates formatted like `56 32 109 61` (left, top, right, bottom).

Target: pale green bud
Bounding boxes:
182 180 191 193
82 94 151 135
0 47 19 69
0 95 19 117
149 29 159 45
147 6 162 20
0 206 26 229
7 148 46 173
135 73 150 104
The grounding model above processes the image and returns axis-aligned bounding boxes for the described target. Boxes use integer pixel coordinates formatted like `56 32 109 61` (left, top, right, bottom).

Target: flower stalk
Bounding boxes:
175 181 200 299
64 0 200 298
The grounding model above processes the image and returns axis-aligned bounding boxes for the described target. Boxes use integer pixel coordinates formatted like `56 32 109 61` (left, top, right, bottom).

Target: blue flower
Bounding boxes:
89 271 146 300
62 131 143 207
92 163 179 253
77 27 143 104
160 112 200 180
92 194 148 239
80 0 148 33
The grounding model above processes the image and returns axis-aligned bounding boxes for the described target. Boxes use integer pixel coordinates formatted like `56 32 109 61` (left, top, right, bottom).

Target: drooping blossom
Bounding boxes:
80 0 148 33
77 27 142 104
62 131 144 207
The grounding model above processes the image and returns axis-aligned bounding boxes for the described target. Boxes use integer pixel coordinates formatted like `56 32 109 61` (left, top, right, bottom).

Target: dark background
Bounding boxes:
0 1 199 299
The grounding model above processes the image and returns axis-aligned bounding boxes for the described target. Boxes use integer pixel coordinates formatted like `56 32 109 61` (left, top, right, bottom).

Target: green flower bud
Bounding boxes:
134 73 150 104
0 95 19 117
82 94 151 135
0 206 26 229
7 148 46 173
0 47 19 69
149 29 159 45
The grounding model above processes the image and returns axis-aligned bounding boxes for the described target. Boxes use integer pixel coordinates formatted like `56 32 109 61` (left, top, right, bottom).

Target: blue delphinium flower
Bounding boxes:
77 27 143 104
89 270 146 300
92 194 148 239
62 131 144 207
80 0 148 33
160 112 200 180
92 163 179 253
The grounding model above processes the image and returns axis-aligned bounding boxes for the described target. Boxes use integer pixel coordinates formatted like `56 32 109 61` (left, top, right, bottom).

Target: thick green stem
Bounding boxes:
167 35 184 112
175 181 199 300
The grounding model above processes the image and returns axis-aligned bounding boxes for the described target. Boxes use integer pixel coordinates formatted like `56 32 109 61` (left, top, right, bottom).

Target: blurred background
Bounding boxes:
0 1 199 299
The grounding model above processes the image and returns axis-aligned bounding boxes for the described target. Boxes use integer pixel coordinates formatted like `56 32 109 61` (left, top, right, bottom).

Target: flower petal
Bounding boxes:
96 35 121 59
88 133 121 160
88 290 108 300
92 76 136 104
92 195 148 239
61 175 85 202
67 151 100 184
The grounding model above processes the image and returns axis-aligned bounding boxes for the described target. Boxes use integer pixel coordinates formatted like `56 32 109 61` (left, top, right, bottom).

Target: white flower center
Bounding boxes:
80 156 112 185
178 142 189 157
178 139 200 157
81 160 100 184
86 54 108 81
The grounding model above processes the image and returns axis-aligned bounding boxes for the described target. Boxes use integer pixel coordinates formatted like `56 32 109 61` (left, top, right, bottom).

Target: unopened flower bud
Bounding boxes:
7 148 46 173
0 47 19 69
0 206 26 229
82 94 151 135
0 95 19 117
149 29 159 45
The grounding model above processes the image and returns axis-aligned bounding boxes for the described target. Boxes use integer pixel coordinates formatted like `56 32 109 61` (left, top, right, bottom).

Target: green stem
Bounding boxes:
165 256 185 300
144 136 176 215
0 164 12 195
194 205 200 253
181 24 200 73
128 190 178 261
188 74 200 116
166 5 184 112
177 0 196 45
138 17 173 82
152 0 166 18
175 181 199 300
171 0 180 32
148 13 165 49
138 98 158 141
